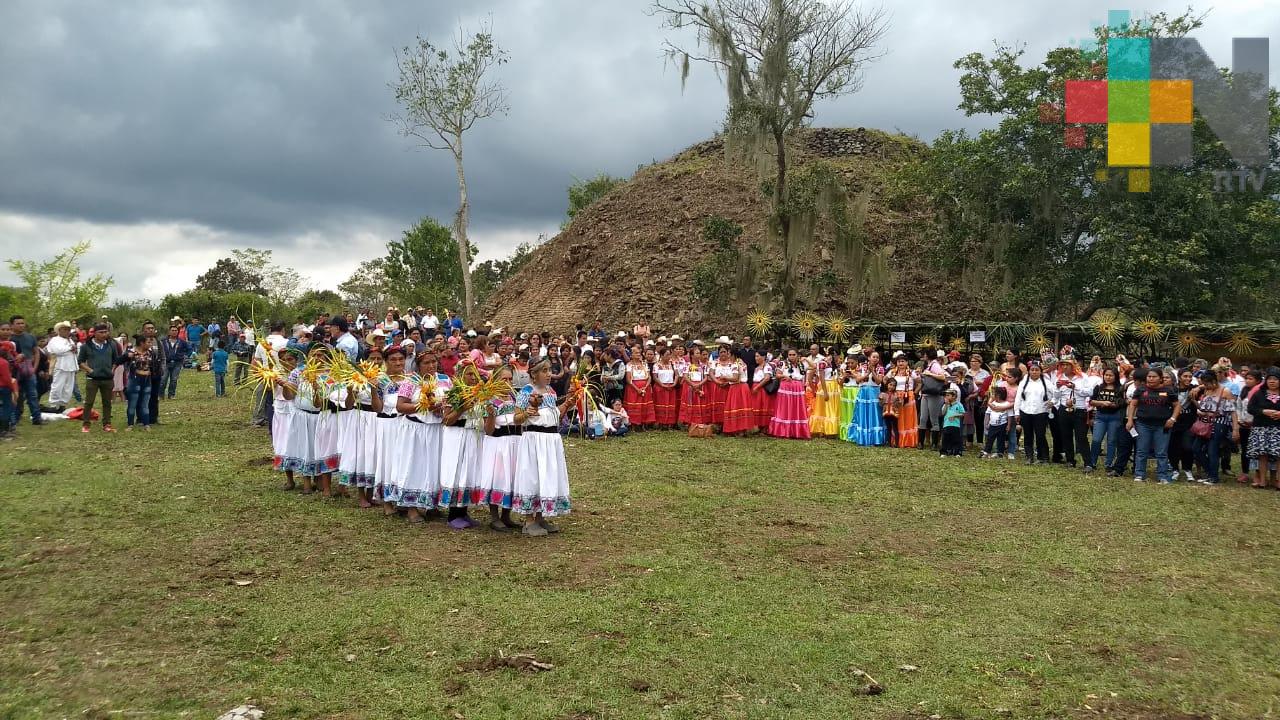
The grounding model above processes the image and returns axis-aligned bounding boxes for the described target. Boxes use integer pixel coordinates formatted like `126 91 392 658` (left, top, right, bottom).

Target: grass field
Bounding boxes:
2 376 1278 720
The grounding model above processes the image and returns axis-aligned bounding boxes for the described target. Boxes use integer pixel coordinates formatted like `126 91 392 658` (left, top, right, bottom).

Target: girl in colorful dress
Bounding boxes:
652 348 679 428
807 347 838 437
438 381 484 529
338 349 382 507
280 346 328 495
271 350 300 489
478 365 523 531
720 350 754 436
879 376 898 447
838 351 860 440
749 349 775 431
313 353 343 498
391 350 450 524
769 349 812 440
624 350 656 428
887 352 919 448
513 359 575 537
851 357 886 446
372 345 409 516
678 345 709 426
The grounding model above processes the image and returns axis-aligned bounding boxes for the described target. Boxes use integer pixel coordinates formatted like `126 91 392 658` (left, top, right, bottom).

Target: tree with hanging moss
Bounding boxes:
654 0 887 313
389 21 510 323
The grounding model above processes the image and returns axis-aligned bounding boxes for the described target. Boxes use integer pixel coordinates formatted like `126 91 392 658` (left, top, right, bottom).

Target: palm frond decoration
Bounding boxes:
823 315 852 344
1088 312 1124 347
1025 328 1051 352
858 329 877 349
915 333 939 350
1133 317 1164 344
746 310 772 336
789 312 821 342
949 336 967 352
1174 331 1203 356
1227 331 1258 356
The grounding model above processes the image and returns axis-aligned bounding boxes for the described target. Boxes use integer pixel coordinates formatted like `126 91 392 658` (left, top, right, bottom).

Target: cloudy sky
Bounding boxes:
1 0 1276 303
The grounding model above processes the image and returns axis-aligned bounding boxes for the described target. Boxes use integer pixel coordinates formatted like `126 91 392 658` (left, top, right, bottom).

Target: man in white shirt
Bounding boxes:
45 321 80 409
422 308 440 332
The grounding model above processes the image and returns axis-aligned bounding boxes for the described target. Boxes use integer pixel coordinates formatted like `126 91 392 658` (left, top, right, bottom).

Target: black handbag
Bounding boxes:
763 377 781 395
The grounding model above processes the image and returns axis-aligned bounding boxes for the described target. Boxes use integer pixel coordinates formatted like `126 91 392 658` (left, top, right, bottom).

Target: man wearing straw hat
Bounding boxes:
45 321 80 410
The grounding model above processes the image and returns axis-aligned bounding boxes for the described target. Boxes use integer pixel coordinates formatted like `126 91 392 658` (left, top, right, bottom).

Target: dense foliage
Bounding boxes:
907 11 1280 321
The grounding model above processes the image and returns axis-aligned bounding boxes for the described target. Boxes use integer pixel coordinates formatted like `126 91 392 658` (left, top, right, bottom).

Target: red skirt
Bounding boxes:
679 383 710 425
707 382 728 425
624 380 656 424
751 386 775 429
652 383 678 426
722 384 755 433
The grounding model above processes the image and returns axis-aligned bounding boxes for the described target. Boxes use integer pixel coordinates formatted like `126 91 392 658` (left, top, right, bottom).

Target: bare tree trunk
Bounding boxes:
452 140 475 321
773 126 794 314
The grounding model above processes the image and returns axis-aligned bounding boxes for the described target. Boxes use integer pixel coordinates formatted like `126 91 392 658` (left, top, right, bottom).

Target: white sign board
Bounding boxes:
969 331 987 343
890 332 906 344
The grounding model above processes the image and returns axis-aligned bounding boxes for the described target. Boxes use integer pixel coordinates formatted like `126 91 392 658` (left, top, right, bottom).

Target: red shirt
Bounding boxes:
0 356 12 388
439 352 459 378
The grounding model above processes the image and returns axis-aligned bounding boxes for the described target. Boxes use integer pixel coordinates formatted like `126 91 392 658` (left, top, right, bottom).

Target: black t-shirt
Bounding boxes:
1091 383 1123 414
1133 385 1178 424
737 347 758 380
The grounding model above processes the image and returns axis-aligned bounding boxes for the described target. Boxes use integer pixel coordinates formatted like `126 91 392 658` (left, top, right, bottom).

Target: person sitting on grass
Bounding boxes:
78 322 126 434
605 399 631 437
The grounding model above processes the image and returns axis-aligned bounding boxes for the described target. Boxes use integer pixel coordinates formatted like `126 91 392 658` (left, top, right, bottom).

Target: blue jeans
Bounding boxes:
0 387 12 432
12 374 40 424
126 375 152 426
983 423 1008 455
214 372 226 397
165 363 182 398
1089 413 1122 469
73 382 82 402
1006 421 1019 456
1134 422 1172 481
1192 423 1231 483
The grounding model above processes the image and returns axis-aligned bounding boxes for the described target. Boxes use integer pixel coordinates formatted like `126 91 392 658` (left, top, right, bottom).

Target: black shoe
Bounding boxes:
1025 458 1036 465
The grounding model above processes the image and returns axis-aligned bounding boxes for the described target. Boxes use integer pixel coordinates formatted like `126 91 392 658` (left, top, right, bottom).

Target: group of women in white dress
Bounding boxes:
271 344 573 536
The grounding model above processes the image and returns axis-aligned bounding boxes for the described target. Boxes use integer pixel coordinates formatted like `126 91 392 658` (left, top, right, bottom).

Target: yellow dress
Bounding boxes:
808 364 840 437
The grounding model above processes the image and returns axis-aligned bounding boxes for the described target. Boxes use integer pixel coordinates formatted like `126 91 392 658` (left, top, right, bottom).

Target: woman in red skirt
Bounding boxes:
678 344 710 426
769 349 812 440
707 337 738 426
623 352 656 427
651 347 679 428
727 340 752 430
749 349 776 430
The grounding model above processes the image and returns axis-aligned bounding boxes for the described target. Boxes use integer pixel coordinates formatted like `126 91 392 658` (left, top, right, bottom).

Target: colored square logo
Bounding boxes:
1108 122 1150 166
1109 81 1150 122
1151 123 1192 166
1065 126 1086 149
1108 37 1150 80
1065 80 1108 123
1149 79 1192 123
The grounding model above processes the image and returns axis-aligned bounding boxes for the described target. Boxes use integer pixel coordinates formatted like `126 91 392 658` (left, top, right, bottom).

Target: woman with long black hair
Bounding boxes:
1015 362 1053 465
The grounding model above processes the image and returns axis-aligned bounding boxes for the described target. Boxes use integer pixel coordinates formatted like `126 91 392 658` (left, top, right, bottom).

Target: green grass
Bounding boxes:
2 376 1278 719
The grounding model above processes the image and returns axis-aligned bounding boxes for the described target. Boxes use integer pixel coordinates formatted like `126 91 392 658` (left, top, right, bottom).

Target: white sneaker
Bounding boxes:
979 451 989 459
1006 453 1015 460
1184 470 1196 483
1134 476 1145 483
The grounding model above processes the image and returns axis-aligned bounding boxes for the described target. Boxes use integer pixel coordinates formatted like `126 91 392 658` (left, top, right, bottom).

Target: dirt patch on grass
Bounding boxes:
13 467 51 476
457 651 555 674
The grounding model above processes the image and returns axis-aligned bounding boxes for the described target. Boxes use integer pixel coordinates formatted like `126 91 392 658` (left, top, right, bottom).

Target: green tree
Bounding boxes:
383 218 474 314
655 0 888 312
390 20 510 321
338 258 393 309
292 289 345 322
231 248 308 305
912 9 1280 320
195 257 266 295
564 174 625 228
5 240 113 328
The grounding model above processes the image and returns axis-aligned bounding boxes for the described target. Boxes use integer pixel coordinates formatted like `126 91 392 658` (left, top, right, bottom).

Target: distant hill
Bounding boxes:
484 127 989 335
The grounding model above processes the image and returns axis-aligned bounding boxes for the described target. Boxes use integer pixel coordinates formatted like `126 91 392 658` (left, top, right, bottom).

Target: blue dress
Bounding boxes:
849 381 886 446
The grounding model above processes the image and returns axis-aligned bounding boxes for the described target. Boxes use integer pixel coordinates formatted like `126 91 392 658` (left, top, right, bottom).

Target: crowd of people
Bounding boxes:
5 306 1280 517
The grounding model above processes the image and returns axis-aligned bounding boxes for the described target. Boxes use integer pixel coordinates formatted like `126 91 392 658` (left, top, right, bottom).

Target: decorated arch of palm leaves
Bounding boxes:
743 311 1280 359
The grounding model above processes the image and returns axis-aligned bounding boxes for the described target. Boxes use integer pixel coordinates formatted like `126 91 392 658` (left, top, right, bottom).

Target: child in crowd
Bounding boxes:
941 387 965 456
879 376 898 448
982 386 1013 458
210 342 229 397
606 399 630 437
